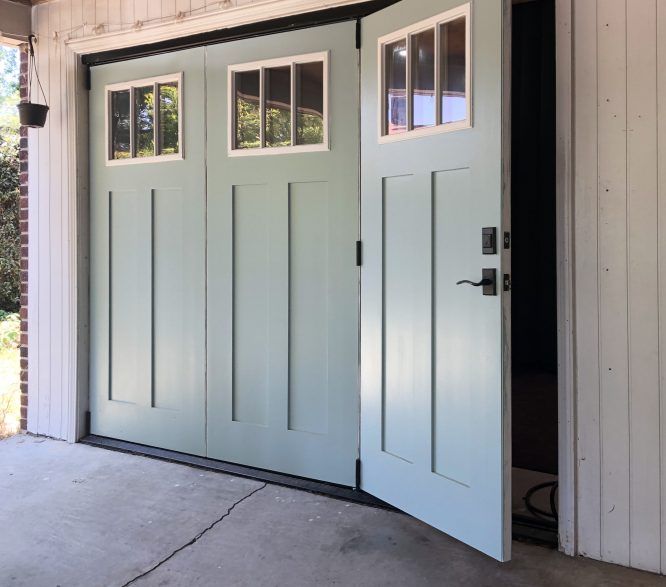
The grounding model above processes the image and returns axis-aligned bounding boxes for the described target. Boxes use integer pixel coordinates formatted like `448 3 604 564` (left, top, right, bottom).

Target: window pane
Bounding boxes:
295 61 324 145
134 85 155 157
384 39 407 135
110 90 130 159
235 70 260 149
440 17 467 124
411 28 435 129
158 82 179 155
264 66 292 148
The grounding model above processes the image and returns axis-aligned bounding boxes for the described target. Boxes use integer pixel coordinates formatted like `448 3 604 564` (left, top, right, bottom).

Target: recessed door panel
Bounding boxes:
360 0 511 561
90 48 207 455
206 22 359 485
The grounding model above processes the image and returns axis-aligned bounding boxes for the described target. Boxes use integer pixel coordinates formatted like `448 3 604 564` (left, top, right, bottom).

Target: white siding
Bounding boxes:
23 0 666 574
574 0 666 574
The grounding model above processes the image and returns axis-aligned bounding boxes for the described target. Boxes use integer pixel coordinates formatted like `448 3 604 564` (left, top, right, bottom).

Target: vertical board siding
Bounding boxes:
659 0 666 574
575 0 666 573
627 0 660 571
574 0 601 561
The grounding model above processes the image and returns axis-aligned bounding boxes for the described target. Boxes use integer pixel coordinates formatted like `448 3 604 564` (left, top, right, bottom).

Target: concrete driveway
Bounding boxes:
0 435 662 587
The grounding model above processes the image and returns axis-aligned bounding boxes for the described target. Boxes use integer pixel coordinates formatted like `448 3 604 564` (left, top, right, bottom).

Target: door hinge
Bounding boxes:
355 457 361 489
503 274 512 292
356 18 362 49
503 231 511 249
356 240 362 266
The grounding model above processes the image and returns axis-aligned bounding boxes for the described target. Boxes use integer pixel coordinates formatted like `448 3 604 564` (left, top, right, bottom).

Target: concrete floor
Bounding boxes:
0 435 663 587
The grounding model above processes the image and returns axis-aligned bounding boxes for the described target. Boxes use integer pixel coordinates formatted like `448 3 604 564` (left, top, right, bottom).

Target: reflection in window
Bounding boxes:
110 90 130 159
234 70 261 149
264 66 292 148
411 28 435 129
134 85 155 157
384 39 407 135
440 17 467 124
380 7 469 137
295 62 324 145
158 82 179 155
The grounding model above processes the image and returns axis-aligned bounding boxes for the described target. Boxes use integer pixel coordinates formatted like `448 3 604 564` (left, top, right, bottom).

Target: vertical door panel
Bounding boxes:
206 22 359 485
90 48 207 455
361 0 511 561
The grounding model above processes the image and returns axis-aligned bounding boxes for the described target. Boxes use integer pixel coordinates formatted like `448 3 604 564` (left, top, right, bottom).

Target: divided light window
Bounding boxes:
380 3 471 141
107 73 182 164
230 52 328 155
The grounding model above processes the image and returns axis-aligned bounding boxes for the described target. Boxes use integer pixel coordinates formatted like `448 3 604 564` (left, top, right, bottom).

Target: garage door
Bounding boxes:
89 22 359 485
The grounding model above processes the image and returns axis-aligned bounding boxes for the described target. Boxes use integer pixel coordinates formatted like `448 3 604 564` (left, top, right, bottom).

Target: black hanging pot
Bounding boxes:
19 34 49 129
17 102 49 128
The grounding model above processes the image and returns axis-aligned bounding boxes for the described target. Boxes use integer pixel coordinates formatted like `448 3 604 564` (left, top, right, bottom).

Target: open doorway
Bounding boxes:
510 0 558 543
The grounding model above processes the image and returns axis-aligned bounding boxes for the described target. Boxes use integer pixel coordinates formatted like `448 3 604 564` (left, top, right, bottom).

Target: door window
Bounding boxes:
106 73 183 165
229 52 329 156
379 3 471 142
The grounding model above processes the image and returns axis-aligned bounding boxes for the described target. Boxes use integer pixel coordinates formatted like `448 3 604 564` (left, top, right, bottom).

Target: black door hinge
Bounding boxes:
503 274 512 292
356 240 362 266
355 457 361 489
503 231 511 249
356 19 362 49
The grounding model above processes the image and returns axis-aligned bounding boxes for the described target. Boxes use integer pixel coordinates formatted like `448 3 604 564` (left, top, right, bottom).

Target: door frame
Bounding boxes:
60 0 576 556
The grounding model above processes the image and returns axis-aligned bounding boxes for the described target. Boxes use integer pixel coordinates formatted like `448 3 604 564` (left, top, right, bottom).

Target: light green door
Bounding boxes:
206 22 360 486
89 48 207 455
360 0 511 560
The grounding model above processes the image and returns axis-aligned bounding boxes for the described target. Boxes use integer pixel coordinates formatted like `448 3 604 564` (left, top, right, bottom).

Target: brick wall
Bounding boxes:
19 46 28 431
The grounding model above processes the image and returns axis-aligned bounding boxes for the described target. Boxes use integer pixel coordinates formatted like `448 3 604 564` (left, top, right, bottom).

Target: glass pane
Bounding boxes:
411 28 435 129
295 61 324 145
440 17 467 124
110 90 130 159
234 70 261 149
158 82 179 155
134 85 155 157
264 66 292 148
384 39 407 135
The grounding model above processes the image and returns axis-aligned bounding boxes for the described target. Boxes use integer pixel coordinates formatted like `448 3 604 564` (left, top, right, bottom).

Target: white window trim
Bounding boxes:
377 2 472 145
105 72 184 166
227 50 330 157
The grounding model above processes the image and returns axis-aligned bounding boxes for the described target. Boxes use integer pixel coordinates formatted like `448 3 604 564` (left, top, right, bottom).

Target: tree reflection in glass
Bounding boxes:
134 85 155 157
158 82 179 155
295 62 324 145
264 66 291 148
111 90 130 159
235 70 261 149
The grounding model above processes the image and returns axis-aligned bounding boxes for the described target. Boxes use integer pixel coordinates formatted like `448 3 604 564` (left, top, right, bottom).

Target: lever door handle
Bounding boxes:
455 268 497 296
456 278 492 287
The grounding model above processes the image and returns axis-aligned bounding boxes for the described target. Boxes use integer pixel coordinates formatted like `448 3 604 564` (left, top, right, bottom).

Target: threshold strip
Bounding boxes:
81 434 394 510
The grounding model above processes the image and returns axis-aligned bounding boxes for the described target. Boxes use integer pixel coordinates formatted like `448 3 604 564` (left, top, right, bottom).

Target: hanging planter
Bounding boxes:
18 34 49 129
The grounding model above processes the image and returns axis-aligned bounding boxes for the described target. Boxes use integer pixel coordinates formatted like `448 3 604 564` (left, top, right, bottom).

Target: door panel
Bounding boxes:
206 23 359 485
90 49 207 455
360 0 511 560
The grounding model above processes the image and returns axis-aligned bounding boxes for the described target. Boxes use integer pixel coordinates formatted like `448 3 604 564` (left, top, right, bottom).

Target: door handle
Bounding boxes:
456 268 497 296
456 278 492 287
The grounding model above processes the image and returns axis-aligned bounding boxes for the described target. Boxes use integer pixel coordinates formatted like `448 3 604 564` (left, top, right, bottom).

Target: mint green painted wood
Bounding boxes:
90 48 207 455
206 22 359 485
360 1 510 560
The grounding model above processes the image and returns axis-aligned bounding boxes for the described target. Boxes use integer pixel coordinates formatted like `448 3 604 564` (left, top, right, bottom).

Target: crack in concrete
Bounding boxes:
120 482 268 587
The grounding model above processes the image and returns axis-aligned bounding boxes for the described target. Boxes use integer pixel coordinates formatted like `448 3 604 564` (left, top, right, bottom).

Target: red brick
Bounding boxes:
20 406 27 420
20 359 28 370
19 306 28 320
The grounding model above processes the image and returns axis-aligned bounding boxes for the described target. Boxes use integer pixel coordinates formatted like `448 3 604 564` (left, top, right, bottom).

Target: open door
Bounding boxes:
360 0 511 561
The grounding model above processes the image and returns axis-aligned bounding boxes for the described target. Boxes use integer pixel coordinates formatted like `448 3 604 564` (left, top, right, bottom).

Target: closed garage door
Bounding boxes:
89 22 359 486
